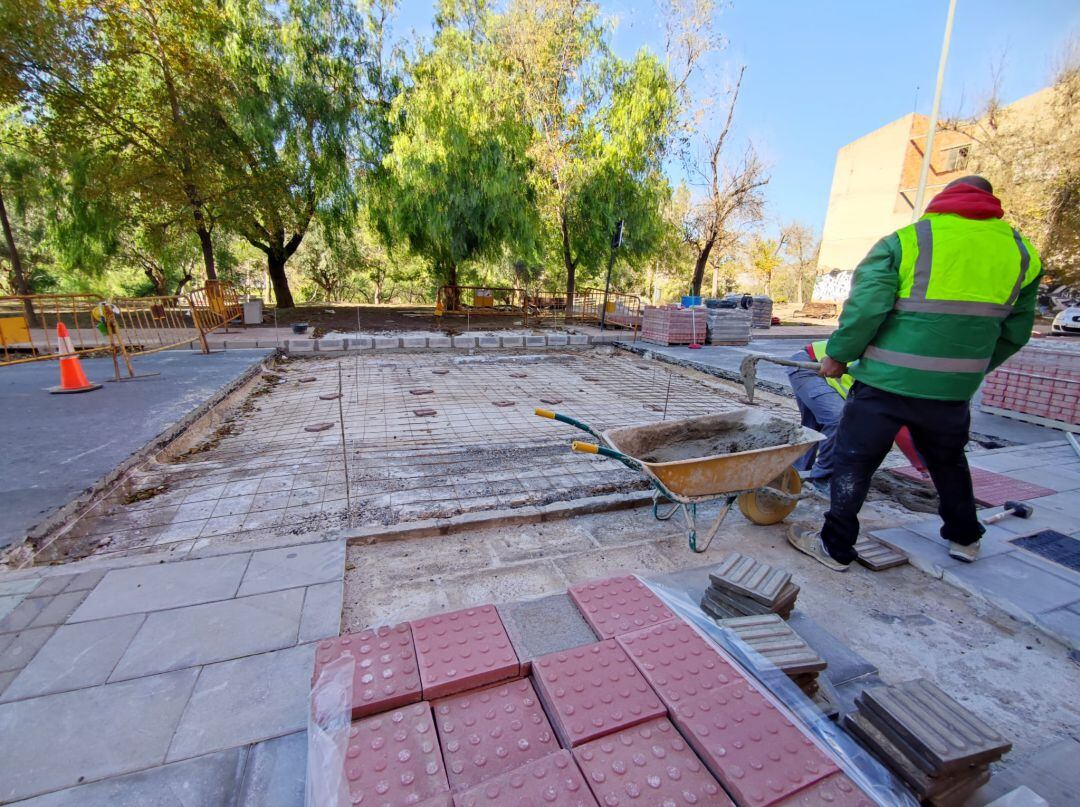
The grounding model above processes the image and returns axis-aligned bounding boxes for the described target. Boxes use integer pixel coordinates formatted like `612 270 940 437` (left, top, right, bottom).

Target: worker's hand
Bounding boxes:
819 356 848 378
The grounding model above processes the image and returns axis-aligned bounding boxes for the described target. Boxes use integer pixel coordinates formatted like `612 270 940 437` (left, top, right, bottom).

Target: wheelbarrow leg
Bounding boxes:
689 495 737 554
652 490 680 522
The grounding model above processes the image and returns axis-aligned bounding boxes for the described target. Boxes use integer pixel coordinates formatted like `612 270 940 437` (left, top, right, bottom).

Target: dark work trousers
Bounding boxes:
821 381 984 564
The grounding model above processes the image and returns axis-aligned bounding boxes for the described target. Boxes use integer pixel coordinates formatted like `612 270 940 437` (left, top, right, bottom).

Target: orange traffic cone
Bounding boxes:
48 323 102 394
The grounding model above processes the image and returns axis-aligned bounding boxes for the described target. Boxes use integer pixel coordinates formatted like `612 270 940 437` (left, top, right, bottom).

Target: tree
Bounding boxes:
495 0 675 305
370 14 539 296
3 0 236 283
780 222 819 306
663 1 768 295
746 235 783 297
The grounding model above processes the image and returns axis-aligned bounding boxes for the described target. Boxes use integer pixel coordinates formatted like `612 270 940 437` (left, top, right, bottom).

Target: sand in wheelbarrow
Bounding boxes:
631 418 800 464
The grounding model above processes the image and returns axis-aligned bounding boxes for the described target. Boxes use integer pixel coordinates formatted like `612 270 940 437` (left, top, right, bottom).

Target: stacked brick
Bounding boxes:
641 305 707 346
980 343 1080 428
308 578 887 806
751 296 774 329
707 308 753 345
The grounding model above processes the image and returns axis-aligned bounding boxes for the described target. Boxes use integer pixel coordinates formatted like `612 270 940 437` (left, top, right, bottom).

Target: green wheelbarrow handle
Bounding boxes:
534 408 604 440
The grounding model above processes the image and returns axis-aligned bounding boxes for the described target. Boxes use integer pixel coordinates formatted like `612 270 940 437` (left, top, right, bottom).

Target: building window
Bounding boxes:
944 144 971 172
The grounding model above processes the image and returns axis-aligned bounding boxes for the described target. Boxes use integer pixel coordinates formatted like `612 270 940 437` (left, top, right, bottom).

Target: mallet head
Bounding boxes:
1003 500 1034 519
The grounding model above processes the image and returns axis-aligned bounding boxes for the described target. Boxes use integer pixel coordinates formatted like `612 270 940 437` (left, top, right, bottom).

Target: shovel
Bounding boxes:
739 354 820 403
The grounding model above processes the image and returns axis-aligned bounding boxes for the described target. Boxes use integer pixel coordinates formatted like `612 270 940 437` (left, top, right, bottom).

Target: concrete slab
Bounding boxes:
167 643 315 762
0 626 56 672
298 580 343 643
70 554 250 621
237 731 307 807
0 350 270 548
945 554 1080 619
11 747 244 806
0 668 199 802
238 541 344 597
497 593 598 671
0 578 43 597
110 588 304 680
2 614 144 701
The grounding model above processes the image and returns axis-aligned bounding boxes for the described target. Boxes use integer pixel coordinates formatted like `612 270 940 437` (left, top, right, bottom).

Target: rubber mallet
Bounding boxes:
981 500 1034 525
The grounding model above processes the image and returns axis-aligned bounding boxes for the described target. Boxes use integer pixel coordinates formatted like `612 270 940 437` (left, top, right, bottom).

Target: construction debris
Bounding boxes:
844 678 1011 805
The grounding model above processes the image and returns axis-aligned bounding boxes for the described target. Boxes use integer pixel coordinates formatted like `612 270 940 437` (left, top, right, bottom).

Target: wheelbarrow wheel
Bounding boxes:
738 467 802 526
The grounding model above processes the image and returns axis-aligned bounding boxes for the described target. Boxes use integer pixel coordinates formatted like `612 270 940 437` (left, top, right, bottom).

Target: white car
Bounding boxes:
1051 306 1080 336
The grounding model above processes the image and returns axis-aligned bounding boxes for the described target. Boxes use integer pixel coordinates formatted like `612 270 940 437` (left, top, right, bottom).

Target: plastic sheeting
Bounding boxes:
639 571 919 807
306 654 354 807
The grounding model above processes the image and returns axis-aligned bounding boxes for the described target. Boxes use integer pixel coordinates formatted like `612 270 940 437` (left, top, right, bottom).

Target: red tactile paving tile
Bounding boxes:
617 619 746 713
311 624 422 721
889 465 1054 507
568 576 675 639
344 702 451 806
411 605 520 699
771 772 875 807
454 750 599 807
531 639 666 747
573 716 734 807
434 678 560 793
672 679 839 807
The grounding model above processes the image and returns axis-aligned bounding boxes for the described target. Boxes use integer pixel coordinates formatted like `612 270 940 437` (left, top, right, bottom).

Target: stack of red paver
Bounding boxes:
310 580 878 806
641 305 708 346
980 343 1080 428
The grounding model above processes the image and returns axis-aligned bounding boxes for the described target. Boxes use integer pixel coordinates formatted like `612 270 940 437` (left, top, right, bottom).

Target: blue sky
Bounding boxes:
390 1 1079 236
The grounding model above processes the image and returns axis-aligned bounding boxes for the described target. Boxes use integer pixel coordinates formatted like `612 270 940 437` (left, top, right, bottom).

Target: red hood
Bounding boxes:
924 183 1004 219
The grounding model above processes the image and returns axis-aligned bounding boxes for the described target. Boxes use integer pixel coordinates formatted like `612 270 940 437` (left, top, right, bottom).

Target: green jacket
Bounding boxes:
826 222 1042 401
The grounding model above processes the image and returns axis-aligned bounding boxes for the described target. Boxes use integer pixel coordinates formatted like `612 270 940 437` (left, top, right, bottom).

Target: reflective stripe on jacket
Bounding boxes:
807 340 853 398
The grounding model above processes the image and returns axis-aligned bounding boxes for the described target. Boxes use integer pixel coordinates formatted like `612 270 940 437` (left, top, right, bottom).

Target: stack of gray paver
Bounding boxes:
714 613 839 719
751 296 773 329
699 552 799 620
706 308 752 345
843 679 1011 806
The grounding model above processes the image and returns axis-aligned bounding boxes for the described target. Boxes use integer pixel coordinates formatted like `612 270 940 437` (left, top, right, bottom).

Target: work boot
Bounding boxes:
808 478 831 502
787 524 849 572
947 541 980 563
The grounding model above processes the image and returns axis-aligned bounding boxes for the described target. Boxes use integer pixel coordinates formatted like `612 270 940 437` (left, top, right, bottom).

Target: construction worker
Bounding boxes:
788 176 1041 570
787 340 926 497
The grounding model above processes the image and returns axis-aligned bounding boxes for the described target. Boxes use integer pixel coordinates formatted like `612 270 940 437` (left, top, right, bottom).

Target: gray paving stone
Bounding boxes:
547 334 569 346
237 731 307 807
497 593 597 670
26 575 77 598
0 668 199 802
477 336 500 348
401 336 426 348
111 588 304 681
1030 490 1080 517
27 590 90 629
945 554 1080 618
167 643 316 762
500 335 523 347
428 336 452 348
1032 605 1080 652
0 594 24 622
525 335 546 346
870 527 962 578
3 615 144 701
70 554 250 622
0 626 55 672
11 747 245 806
784 613 878 686
238 541 344 597
0 669 16 697
298 581 342 643
980 506 1079 537
373 336 399 349
0 596 50 632
1008 465 1080 492
568 334 589 345
0 577 43 597
452 336 476 348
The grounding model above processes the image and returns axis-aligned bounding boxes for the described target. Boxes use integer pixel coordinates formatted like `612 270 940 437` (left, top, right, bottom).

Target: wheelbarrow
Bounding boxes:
535 408 825 553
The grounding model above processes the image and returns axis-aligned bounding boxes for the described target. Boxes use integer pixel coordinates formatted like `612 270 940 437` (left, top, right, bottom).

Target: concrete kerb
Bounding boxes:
345 490 656 548
278 332 637 356
616 341 794 400
4 351 276 571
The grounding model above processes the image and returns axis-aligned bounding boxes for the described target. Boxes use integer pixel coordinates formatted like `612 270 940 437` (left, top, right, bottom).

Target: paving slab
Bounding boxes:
567 575 675 639
311 623 422 721
11 747 245 806
859 679 1011 774
25 575 77 598
944 553 1080 619
616 619 746 713
2 614 144 701
0 668 199 802
343 702 450 806
0 595 51 632
531 639 666 747
784 615 877 687
853 537 909 571
0 626 56 672
410 605 519 699
168 643 315 762
709 552 792 606
671 678 839 807
110 588 304 680
0 577 43 597
497 593 598 673
715 614 827 676
433 678 559 793
70 554 250 622
238 541 345 597
298 580 343 643
705 580 800 618
573 716 733 807
453 749 598 807
237 731 307 807
770 771 875 807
